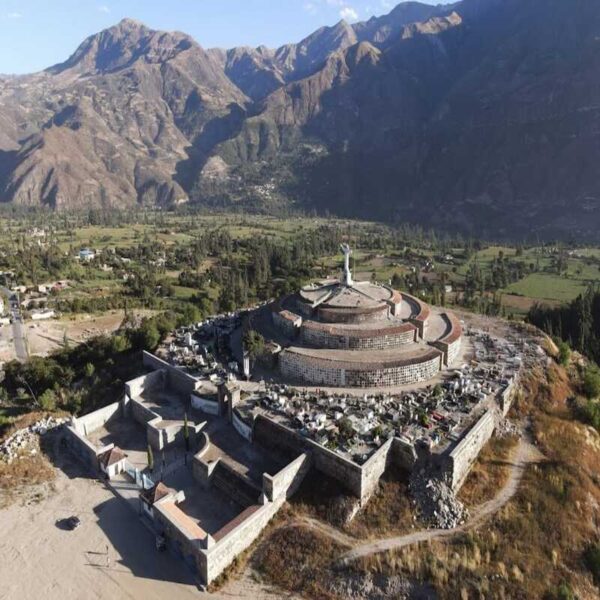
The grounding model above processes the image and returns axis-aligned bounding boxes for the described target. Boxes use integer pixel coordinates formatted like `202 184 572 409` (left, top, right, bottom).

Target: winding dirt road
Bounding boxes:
286 432 544 564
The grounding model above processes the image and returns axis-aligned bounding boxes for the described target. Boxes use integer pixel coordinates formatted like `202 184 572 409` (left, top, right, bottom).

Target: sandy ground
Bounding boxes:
26 310 156 357
0 439 297 600
0 323 15 363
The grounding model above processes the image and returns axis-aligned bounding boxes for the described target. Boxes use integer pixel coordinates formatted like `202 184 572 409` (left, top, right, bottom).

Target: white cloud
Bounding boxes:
303 2 318 15
339 6 359 22
98 4 110 14
7 11 22 19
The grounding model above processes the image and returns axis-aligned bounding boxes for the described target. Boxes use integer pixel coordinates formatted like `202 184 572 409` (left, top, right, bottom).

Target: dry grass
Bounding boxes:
344 465 414 539
0 411 64 508
458 435 519 508
253 524 348 599
347 361 600 599
0 448 56 508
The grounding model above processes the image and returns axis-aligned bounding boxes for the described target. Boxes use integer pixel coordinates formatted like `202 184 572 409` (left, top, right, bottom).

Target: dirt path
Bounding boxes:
338 433 544 563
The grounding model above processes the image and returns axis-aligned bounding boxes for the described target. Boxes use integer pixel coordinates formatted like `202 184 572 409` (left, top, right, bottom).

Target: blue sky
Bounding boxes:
0 0 453 74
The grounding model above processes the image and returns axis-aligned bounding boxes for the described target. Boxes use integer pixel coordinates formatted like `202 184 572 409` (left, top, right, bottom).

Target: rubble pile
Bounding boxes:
409 469 468 529
494 418 520 439
0 416 67 464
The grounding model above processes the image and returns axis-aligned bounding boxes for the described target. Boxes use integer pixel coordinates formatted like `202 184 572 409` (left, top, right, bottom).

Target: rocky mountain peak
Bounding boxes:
47 17 194 76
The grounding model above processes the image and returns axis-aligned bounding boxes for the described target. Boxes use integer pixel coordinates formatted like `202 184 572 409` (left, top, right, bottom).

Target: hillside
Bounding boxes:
1 0 600 239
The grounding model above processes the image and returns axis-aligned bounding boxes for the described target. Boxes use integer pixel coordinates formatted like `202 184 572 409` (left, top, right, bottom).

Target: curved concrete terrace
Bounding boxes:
281 344 443 371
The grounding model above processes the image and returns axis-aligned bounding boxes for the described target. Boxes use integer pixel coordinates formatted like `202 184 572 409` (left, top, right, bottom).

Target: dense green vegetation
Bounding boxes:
528 287 600 364
0 310 192 421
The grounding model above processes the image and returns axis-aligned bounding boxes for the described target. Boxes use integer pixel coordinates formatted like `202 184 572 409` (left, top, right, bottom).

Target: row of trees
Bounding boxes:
528 286 600 364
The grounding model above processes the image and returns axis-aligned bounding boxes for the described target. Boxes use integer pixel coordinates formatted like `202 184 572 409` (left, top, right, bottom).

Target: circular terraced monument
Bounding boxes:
251 245 462 388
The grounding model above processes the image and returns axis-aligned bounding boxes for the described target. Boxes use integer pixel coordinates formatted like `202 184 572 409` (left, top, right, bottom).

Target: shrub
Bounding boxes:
584 542 600 584
583 365 600 399
556 340 570 366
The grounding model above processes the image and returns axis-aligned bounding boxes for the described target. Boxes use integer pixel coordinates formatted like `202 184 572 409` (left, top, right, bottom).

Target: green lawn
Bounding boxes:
503 273 587 302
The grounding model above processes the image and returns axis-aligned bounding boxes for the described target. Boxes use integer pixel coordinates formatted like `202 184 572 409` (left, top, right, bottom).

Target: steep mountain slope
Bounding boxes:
0 1 599 239
202 0 600 239
0 19 247 208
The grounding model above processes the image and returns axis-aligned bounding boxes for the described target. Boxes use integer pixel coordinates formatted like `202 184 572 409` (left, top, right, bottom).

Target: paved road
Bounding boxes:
0 285 28 361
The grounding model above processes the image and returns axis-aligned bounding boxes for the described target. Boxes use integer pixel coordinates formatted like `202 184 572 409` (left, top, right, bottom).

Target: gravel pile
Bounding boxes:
409 468 468 530
0 416 67 464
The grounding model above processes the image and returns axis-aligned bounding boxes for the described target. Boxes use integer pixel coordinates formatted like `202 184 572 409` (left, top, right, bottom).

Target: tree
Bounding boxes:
338 417 355 441
147 444 154 472
183 412 190 452
243 330 265 361
583 365 600 399
39 389 57 411
84 363 95 379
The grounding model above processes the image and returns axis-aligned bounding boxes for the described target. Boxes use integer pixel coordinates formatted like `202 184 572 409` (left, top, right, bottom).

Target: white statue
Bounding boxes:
340 243 353 286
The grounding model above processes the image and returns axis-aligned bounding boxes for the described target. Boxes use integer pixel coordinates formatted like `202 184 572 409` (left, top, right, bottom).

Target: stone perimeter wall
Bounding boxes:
279 348 443 388
253 415 415 502
447 409 496 491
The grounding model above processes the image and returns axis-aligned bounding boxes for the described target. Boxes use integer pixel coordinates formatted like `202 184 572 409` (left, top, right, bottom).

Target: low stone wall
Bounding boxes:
192 433 216 487
130 397 160 426
499 372 520 416
153 500 207 579
72 401 122 437
447 409 496 491
203 452 311 584
212 461 261 507
126 369 164 400
232 410 253 441
191 393 219 415
254 416 398 501
63 424 102 473
263 453 311 502
142 351 200 396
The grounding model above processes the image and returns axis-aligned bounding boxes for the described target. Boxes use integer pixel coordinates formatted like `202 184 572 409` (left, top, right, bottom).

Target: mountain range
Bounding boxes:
1 0 599 239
